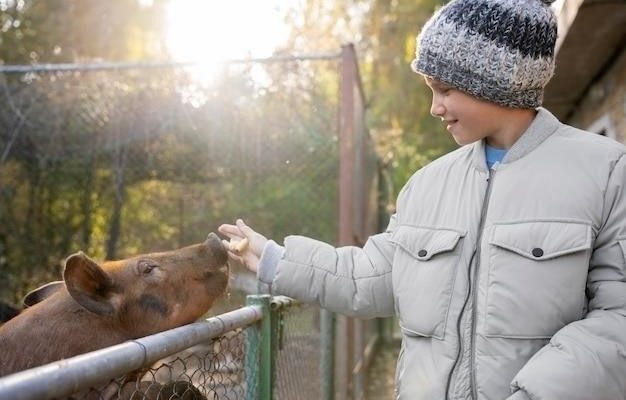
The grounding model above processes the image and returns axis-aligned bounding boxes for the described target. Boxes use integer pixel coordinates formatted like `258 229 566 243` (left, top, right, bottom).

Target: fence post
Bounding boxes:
245 294 274 400
320 309 335 400
338 42 358 400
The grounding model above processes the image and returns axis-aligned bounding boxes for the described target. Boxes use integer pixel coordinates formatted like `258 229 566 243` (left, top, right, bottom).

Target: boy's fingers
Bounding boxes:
218 223 237 233
218 224 244 238
236 219 254 235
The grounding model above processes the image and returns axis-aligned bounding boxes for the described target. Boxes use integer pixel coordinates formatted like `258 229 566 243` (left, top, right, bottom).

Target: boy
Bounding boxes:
219 0 626 398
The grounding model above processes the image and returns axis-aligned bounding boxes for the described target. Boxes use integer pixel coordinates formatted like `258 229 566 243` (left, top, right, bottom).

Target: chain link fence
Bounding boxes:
78 330 250 400
0 55 343 306
0 296 325 400
273 303 321 400
0 46 381 399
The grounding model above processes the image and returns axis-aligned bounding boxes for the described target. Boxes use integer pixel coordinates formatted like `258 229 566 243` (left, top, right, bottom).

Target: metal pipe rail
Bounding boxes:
0 53 342 74
0 305 263 400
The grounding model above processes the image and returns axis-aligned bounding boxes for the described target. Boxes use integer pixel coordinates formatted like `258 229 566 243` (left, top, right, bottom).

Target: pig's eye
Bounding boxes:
138 261 159 275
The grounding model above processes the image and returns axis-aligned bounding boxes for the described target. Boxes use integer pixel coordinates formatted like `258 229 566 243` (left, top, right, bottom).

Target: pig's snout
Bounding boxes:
205 232 228 266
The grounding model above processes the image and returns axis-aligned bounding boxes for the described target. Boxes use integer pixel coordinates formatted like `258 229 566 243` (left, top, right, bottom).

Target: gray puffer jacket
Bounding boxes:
270 108 626 400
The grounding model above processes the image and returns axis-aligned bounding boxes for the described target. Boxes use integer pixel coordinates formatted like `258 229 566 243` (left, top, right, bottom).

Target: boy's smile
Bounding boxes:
443 118 458 132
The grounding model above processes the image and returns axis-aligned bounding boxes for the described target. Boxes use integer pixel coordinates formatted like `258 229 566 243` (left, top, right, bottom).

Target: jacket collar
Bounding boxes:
471 107 561 172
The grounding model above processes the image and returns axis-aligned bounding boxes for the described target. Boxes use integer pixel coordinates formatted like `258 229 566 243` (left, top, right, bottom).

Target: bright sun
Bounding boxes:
166 0 289 83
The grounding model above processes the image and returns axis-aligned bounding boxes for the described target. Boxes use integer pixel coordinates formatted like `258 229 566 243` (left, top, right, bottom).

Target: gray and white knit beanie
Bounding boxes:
411 0 558 109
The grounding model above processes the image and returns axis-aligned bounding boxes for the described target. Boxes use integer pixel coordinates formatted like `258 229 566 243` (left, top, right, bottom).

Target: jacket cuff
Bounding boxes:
506 390 532 400
257 240 285 284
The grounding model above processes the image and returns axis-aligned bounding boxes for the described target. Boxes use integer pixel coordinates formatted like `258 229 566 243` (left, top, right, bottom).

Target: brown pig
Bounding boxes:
0 302 20 323
0 233 229 377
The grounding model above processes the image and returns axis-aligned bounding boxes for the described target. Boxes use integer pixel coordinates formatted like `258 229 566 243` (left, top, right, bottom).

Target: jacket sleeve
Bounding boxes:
509 155 626 400
271 214 397 318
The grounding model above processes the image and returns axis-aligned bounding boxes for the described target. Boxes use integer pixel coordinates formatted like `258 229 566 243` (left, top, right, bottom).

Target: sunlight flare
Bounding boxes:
166 0 289 84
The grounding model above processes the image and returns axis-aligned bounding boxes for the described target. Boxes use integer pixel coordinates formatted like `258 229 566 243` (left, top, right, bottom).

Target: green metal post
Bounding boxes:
320 308 335 400
246 294 274 400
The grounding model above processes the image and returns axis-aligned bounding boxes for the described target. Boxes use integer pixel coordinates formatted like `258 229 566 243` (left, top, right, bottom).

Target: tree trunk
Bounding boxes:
106 130 127 260
80 152 96 250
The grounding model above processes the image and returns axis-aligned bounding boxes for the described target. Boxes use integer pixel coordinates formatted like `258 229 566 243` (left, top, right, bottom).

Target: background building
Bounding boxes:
544 0 626 141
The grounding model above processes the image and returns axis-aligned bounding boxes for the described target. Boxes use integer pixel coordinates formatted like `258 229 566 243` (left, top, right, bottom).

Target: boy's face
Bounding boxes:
424 77 509 147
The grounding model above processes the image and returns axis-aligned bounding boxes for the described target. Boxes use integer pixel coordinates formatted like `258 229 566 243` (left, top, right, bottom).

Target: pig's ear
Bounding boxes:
23 281 65 307
63 252 116 316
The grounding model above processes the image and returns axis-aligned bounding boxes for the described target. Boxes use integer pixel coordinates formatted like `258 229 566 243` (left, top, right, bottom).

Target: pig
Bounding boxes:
0 302 20 323
0 233 228 379
22 280 65 308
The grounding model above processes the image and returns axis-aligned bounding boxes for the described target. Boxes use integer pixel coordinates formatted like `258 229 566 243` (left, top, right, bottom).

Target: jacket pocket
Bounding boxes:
484 220 592 338
391 225 465 339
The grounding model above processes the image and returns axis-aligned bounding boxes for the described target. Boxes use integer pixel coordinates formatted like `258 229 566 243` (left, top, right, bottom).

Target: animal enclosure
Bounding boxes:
0 45 380 399
0 295 322 400
0 54 352 302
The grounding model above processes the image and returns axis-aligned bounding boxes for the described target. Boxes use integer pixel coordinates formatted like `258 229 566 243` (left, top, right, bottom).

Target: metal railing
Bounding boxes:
0 295 322 400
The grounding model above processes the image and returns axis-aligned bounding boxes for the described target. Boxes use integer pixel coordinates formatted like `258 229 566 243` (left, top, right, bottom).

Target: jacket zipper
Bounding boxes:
444 165 496 400
470 165 497 400
444 250 476 400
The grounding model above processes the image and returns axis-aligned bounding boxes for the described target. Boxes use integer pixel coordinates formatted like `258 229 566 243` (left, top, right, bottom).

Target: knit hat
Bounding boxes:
411 0 558 109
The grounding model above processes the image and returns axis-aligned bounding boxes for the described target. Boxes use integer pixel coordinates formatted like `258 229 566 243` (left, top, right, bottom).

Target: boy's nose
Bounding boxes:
430 99 445 118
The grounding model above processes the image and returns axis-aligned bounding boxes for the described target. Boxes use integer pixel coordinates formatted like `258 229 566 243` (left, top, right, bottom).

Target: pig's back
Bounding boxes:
0 293 126 376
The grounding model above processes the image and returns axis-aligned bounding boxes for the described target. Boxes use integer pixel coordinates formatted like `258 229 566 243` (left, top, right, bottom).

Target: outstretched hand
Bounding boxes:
218 219 268 273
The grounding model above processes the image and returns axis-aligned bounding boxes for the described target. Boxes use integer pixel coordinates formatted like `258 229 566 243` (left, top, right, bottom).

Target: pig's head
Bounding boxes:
62 233 228 337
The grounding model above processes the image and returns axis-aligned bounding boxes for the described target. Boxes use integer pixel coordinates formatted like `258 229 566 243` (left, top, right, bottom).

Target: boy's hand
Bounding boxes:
218 219 267 273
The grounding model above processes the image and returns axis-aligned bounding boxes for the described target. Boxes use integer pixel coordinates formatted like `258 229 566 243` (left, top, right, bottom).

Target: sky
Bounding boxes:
165 0 291 64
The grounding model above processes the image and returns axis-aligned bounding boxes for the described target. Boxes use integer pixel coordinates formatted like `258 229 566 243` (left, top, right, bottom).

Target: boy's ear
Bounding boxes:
23 281 65 307
63 252 116 316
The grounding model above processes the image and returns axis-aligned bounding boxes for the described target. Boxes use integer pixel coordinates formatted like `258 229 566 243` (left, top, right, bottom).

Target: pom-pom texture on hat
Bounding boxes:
412 0 558 108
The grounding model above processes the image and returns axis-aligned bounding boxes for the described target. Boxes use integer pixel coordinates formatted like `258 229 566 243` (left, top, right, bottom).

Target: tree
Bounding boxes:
0 0 168 64
279 0 454 210
364 0 455 183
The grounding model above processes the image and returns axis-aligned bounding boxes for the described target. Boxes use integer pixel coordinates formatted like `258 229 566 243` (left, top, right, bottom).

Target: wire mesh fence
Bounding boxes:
273 303 321 400
0 303 263 400
0 46 380 399
0 295 327 400
142 330 249 400
0 55 344 306
76 330 251 400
